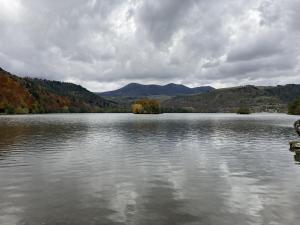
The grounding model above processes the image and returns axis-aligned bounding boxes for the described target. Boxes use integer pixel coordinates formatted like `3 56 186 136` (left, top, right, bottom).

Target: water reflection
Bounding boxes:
288 141 300 164
1 114 300 225
131 179 199 225
0 116 90 159
294 153 300 163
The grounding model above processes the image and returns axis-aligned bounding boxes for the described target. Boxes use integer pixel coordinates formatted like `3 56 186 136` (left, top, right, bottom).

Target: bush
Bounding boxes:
5 105 15 114
288 97 300 115
237 106 251 114
16 107 29 114
61 106 69 113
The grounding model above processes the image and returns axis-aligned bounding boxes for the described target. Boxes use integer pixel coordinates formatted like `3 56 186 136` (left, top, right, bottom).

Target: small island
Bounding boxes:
132 99 161 114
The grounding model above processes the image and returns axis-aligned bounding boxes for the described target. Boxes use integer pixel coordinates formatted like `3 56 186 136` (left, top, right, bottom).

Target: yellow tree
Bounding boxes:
132 99 161 114
132 103 143 114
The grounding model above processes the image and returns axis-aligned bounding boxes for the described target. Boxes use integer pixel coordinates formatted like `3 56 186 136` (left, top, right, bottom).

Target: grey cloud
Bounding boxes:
0 0 299 91
136 0 195 45
224 55 296 76
226 31 284 62
288 1 300 31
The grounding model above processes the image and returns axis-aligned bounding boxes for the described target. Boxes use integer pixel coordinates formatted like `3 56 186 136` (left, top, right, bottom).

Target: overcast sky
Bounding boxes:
0 0 299 91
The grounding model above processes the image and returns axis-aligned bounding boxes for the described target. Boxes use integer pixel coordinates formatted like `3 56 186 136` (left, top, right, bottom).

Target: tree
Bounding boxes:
132 104 143 114
132 99 161 114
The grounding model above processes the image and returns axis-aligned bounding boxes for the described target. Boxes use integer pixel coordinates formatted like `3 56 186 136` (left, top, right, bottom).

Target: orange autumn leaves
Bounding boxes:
132 99 161 114
0 72 38 114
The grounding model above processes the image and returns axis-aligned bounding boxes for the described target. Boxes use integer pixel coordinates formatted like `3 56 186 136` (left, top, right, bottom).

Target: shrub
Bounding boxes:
61 106 69 113
288 97 300 115
5 105 15 114
16 107 29 114
237 106 251 114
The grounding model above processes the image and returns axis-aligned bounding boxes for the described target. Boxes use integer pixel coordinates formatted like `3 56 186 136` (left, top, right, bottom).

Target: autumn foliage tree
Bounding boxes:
132 99 161 114
0 69 38 114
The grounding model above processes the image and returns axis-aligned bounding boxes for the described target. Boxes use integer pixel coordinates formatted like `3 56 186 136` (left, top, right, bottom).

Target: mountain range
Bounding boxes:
98 83 214 97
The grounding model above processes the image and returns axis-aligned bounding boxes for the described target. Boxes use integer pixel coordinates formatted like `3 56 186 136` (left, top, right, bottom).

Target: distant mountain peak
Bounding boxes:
165 83 177 86
126 82 141 86
164 83 185 87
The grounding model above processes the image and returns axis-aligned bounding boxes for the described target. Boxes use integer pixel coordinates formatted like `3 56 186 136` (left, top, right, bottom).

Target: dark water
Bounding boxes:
0 113 300 225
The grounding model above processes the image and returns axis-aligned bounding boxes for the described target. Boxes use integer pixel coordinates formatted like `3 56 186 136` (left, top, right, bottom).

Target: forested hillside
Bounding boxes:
0 67 113 114
162 85 300 113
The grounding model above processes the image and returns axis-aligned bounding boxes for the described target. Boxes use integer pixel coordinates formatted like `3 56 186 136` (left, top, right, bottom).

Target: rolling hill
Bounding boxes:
0 67 114 114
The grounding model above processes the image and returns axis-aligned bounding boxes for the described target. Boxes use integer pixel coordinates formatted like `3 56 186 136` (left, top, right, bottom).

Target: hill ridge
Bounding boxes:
162 84 300 113
0 67 113 114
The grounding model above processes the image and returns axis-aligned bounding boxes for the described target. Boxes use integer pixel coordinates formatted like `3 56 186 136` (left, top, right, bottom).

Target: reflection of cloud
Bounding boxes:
0 215 19 225
219 162 264 224
132 178 199 225
108 182 138 223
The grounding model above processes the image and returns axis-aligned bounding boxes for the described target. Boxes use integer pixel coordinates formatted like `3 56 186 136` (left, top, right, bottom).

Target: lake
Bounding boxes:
0 113 300 225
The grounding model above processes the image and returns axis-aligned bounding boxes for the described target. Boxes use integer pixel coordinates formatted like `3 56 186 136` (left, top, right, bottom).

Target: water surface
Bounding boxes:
0 113 300 225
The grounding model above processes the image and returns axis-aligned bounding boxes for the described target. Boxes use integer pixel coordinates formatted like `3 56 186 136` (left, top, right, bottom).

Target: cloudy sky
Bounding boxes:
0 0 299 91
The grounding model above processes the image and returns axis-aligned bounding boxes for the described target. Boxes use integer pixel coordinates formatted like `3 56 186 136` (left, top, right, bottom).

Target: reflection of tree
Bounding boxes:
289 141 300 163
0 119 89 158
293 152 300 163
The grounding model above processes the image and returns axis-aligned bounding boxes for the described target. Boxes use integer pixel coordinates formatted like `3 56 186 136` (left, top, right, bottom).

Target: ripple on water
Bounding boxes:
0 113 300 225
